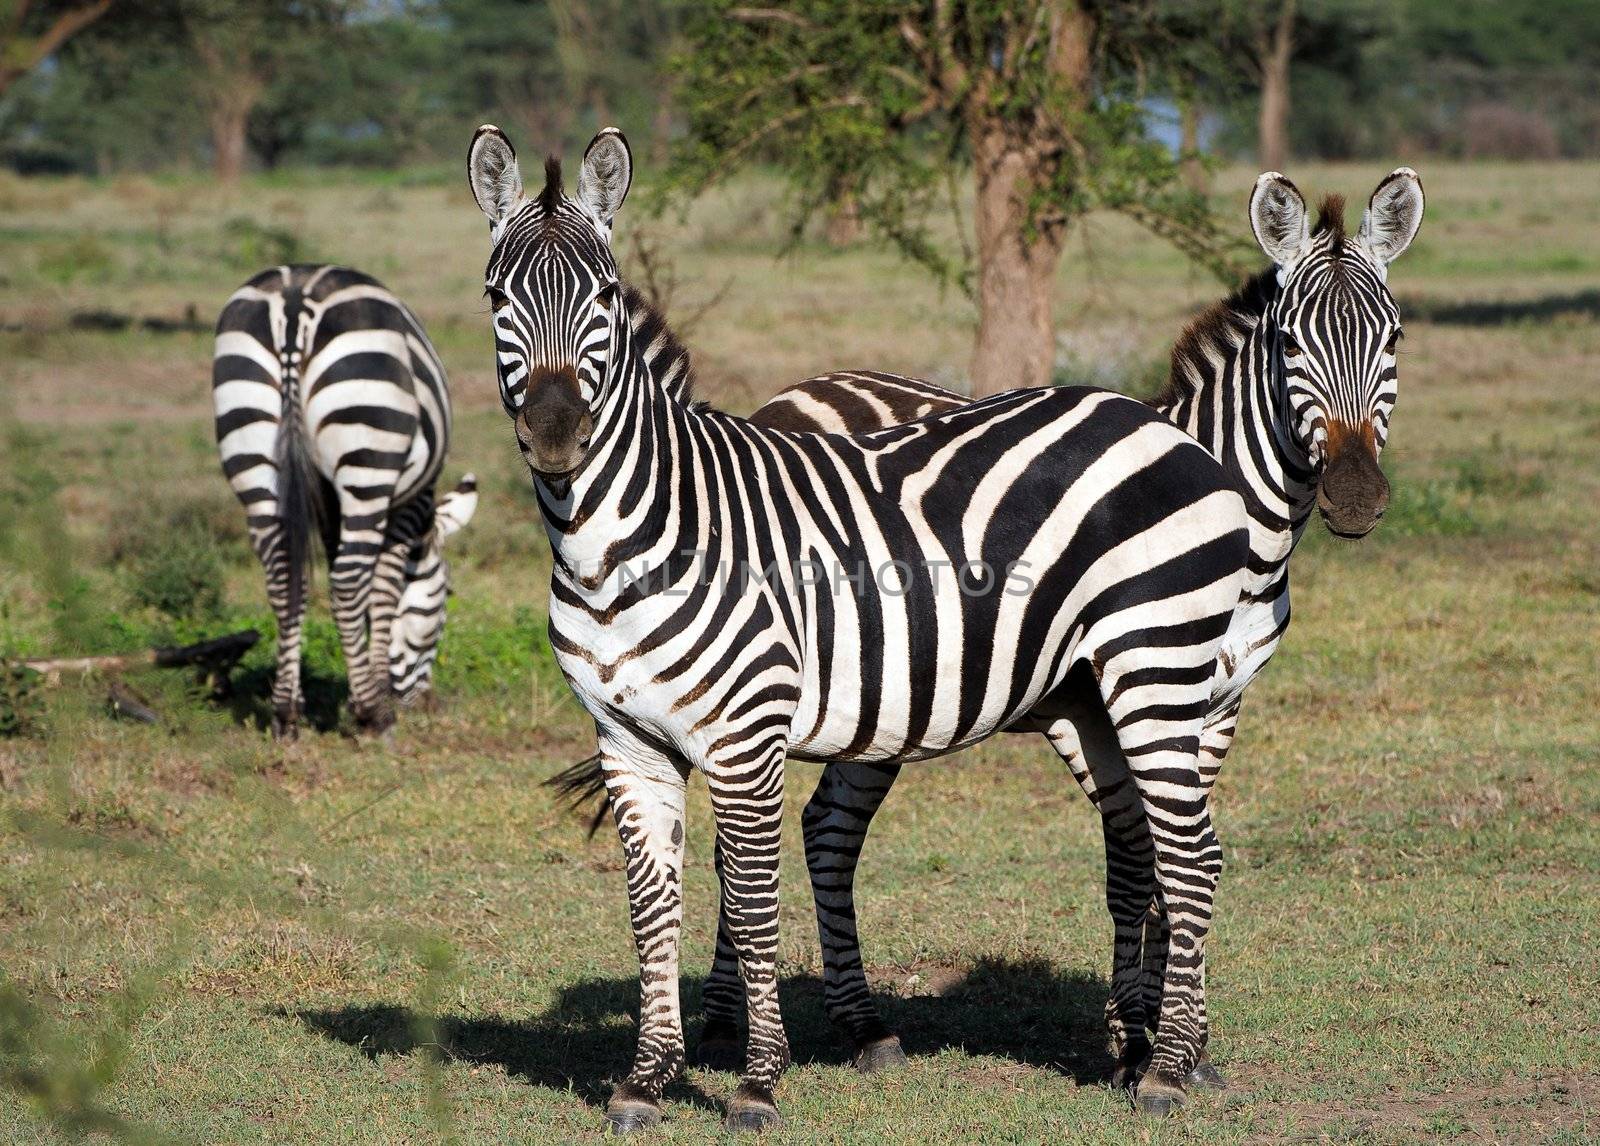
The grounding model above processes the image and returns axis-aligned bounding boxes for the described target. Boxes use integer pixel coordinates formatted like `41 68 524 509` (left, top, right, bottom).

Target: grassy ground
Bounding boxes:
1 159 1598 1143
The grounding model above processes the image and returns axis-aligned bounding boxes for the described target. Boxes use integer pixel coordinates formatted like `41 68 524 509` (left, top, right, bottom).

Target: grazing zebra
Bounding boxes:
688 168 1425 1096
469 124 1253 1130
213 264 477 739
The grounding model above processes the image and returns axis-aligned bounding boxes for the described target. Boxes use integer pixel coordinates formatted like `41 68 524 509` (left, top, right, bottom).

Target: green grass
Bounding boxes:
2 160 1599 1143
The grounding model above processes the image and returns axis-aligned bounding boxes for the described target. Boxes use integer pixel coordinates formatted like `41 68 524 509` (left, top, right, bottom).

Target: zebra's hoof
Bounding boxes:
853 1035 908 1073
1185 1055 1227 1092
354 704 396 736
271 715 298 742
1109 1038 1151 1090
1133 1072 1187 1117
601 1094 659 1133
692 1020 743 1072
723 1084 781 1133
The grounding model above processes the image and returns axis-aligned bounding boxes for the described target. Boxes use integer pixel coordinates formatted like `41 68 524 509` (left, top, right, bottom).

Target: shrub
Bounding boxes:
1460 103 1560 161
220 217 302 272
0 660 43 737
126 521 226 622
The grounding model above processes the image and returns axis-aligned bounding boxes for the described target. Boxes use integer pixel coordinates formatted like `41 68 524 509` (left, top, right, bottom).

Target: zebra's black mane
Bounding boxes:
622 283 702 409
1154 266 1280 412
538 156 564 215
1313 193 1347 247
1156 193 1351 412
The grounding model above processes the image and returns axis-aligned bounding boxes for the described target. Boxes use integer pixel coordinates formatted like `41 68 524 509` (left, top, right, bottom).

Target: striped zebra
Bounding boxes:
684 168 1425 1098
469 125 1254 1130
213 264 478 739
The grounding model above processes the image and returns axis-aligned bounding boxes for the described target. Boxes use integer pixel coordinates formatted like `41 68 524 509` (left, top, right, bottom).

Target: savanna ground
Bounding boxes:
1 160 1598 1144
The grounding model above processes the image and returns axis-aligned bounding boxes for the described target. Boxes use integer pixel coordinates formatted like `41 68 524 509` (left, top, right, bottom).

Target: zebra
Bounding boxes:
685 168 1425 1097
213 264 478 739
548 167 1426 1106
469 124 1254 1130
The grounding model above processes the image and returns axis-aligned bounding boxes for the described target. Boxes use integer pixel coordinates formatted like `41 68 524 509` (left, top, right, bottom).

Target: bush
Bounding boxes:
1460 103 1561 161
126 521 226 622
0 660 43 737
220 217 302 272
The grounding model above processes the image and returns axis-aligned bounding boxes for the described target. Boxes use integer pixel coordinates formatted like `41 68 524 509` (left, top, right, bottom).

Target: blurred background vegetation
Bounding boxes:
2 3 1598 1140
3 0 1598 180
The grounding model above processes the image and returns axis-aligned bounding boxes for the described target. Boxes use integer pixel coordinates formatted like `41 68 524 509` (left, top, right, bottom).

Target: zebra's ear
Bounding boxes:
1357 167 1424 268
468 125 524 231
1249 172 1311 268
577 128 632 235
435 474 478 543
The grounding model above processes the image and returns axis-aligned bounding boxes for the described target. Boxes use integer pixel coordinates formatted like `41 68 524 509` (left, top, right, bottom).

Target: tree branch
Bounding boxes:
0 0 113 95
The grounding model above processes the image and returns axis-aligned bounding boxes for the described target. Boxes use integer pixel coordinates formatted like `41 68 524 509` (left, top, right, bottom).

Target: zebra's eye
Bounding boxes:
486 286 510 312
1280 333 1302 358
594 281 620 311
1384 330 1402 356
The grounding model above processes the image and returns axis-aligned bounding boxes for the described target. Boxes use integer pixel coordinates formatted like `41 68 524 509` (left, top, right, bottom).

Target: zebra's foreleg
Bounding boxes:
694 840 745 1070
1100 674 1221 1117
802 760 905 1071
1140 704 1239 1094
704 742 791 1132
601 742 690 1134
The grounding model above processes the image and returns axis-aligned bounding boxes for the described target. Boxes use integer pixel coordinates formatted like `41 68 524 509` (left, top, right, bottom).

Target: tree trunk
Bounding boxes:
1179 97 1207 193
825 188 861 247
1257 0 1295 171
968 130 1065 396
964 1 1088 397
210 101 251 183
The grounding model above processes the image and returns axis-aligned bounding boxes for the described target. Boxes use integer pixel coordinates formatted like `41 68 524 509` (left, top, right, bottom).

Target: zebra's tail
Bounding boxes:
545 753 610 837
275 356 320 626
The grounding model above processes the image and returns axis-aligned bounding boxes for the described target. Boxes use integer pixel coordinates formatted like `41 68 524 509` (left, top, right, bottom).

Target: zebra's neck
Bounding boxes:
534 302 709 591
1150 270 1319 585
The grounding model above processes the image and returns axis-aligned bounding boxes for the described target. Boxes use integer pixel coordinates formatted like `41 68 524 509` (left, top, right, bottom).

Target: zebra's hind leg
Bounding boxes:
1096 662 1223 1117
249 520 305 740
326 512 394 734
802 760 906 1072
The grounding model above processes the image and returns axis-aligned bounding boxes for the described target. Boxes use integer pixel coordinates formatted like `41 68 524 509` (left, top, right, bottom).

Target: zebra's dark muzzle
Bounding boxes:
516 370 594 477
1316 421 1389 539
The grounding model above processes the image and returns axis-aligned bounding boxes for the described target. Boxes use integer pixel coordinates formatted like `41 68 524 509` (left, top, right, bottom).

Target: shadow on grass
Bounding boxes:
224 660 348 735
1398 289 1600 326
290 957 1113 1111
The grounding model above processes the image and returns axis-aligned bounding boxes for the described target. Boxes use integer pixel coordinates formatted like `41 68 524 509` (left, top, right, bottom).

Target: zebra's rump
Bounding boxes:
212 264 451 514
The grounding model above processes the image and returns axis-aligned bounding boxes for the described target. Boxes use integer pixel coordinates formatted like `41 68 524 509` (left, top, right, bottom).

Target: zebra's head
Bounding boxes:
1249 168 1424 538
389 474 479 703
467 124 632 480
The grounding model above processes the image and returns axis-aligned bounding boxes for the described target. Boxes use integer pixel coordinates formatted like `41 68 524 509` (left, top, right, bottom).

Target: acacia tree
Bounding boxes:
179 0 345 182
667 1 1242 396
0 0 114 97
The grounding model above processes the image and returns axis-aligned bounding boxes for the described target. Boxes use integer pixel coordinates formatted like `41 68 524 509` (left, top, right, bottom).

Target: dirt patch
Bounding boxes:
868 961 972 999
1238 1066 1600 1144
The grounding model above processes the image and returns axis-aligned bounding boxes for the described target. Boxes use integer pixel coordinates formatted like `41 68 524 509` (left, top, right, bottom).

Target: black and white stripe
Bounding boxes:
687 168 1424 1102
212 264 476 738
470 125 1256 1130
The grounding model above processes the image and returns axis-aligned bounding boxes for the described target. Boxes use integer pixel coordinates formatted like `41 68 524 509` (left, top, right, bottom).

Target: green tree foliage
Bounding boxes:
664 0 1245 393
